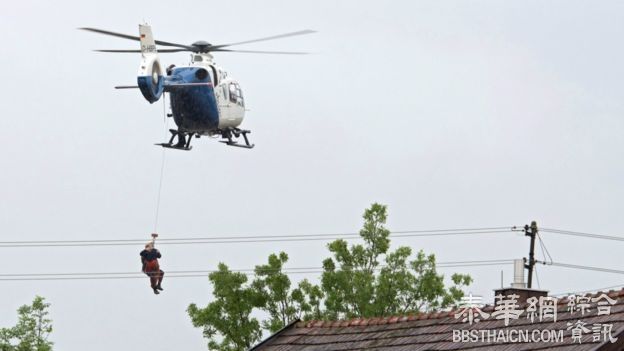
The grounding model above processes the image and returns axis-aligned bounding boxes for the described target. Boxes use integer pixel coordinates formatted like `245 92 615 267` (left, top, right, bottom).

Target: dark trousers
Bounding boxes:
144 260 164 288
147 270 164 288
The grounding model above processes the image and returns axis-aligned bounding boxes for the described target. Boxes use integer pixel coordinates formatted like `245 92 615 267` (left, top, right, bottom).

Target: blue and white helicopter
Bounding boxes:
81 24 314 150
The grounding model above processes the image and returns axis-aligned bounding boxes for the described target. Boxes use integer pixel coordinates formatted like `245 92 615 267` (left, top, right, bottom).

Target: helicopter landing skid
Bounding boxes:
219 128 255 149
156 129 194 151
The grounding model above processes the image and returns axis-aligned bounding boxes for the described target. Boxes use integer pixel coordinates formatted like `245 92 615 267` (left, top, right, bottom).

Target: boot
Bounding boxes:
153 288 160 295
156 285 164 291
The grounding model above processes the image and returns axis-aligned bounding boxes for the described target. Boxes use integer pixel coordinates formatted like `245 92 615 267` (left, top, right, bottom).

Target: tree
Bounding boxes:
189 254 325 351
0 296 53 351
252 252 297 333
189 203 473 349
321 203 472 319
252 253 325 333
187 263 264 351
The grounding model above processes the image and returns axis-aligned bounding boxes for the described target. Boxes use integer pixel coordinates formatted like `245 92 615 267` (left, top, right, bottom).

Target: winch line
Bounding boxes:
153 93 169 233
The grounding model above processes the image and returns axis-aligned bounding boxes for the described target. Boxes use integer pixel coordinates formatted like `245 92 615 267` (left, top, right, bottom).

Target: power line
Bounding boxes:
541 228 624 242
0 227 515 248
0 227 513 244
0 259 514 281
552 284 624 297
537 260 624 275
537 233 553 264
0 260 513 277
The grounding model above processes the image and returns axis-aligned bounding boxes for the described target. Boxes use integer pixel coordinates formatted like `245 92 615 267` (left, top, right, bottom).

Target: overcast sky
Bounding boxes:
1 0 623 350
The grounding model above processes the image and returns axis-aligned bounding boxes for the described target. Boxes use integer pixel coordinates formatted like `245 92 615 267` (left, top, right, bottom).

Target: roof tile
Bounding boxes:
252 288 624 351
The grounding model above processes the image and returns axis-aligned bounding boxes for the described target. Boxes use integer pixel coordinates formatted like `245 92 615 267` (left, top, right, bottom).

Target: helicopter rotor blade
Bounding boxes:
211 29 316 49
94 48 190 53
211 49 310 55
79 27 193 50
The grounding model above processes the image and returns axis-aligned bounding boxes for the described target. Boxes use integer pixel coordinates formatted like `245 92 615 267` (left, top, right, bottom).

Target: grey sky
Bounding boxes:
1 0 623 350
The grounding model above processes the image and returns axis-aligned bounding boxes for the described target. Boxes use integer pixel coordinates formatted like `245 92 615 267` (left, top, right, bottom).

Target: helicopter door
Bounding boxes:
215 81 229 125
228 83 244 108
216 83 228 107
217 82 244 128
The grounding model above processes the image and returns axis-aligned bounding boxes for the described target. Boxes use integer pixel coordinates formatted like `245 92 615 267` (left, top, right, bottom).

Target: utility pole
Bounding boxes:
524 221 538 289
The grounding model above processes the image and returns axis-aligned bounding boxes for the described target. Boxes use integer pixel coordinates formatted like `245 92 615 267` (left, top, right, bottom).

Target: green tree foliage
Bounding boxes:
0 296 53 351
187 263 264 351
252 253 324 332
252 252 297 332
189 203 472 350
321 203 472 319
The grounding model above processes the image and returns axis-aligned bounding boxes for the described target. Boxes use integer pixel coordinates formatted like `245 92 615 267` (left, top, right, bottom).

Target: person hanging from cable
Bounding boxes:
140 233 164 294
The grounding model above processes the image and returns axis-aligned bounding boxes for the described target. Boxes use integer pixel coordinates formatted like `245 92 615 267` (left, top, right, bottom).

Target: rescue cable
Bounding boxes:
153 94 169 233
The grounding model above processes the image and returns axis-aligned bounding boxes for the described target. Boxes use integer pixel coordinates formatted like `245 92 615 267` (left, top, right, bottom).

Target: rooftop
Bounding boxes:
250 289 624 351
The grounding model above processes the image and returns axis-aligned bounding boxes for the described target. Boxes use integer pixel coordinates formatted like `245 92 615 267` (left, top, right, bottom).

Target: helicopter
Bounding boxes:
80 24 315 150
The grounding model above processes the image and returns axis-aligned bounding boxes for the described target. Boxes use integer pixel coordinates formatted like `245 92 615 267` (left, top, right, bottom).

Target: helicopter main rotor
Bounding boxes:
79 27 315 54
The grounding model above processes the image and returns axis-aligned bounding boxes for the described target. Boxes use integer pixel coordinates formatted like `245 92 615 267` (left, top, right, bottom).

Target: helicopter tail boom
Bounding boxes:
137 24 164 104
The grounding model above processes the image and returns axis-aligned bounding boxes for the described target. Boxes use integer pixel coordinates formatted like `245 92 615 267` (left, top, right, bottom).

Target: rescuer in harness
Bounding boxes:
140 234 164 294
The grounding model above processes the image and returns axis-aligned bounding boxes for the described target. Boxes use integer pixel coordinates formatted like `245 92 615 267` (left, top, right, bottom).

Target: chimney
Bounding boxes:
494 259 548 304
512 259 526 288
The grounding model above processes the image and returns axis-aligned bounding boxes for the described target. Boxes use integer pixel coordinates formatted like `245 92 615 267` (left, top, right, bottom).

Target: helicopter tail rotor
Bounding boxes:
137 24 164 104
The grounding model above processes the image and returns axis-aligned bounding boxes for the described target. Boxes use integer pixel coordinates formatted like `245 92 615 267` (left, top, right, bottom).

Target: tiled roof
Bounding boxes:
250 289 624 351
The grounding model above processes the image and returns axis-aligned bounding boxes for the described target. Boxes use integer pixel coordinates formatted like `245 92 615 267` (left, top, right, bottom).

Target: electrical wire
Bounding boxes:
541 228 624 242
0 259 514 281
536 233 553 264
0 260 513 277
551 284 624 297
0 227 516 248
537 261 624 275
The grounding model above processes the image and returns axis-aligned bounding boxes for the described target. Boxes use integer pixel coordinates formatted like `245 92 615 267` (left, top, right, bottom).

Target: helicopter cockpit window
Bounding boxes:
229 83 244 107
